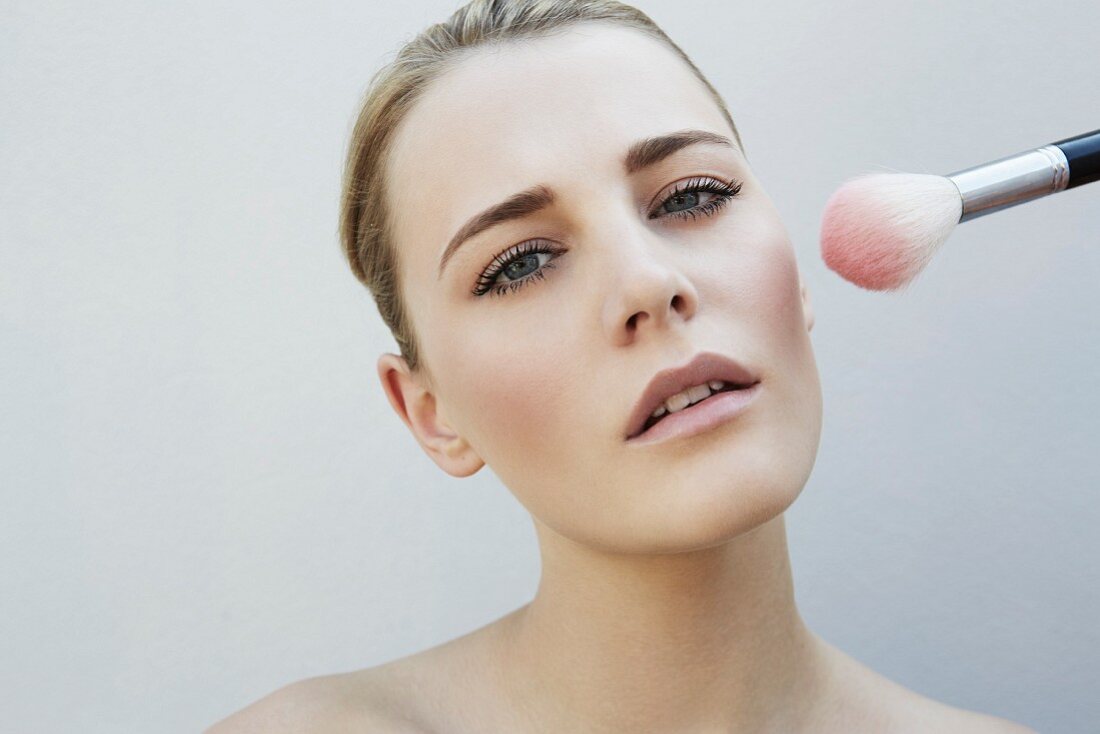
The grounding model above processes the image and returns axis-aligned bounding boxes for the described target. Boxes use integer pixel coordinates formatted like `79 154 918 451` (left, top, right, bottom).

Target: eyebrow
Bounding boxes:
437 128 737 279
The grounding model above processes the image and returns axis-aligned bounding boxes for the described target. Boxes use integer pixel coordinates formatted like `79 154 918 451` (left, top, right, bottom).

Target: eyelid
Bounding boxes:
472 238 565 296
645 174 735 215
471 175 741 297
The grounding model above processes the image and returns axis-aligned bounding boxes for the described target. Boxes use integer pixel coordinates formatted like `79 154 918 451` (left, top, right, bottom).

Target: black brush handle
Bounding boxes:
1052 129 1100 189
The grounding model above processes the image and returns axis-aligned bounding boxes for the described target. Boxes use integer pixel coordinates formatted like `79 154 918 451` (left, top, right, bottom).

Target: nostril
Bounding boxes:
626 311 650 331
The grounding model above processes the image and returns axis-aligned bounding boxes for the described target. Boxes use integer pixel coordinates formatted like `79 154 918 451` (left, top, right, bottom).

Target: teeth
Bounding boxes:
650 381 728 419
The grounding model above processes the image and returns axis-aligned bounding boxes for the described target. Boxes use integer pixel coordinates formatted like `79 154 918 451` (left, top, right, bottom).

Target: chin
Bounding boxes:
526 394 823 556
654 419 822 552
578 461 811 556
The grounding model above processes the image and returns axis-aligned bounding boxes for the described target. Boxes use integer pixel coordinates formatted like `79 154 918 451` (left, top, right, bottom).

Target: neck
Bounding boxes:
492 513 832 733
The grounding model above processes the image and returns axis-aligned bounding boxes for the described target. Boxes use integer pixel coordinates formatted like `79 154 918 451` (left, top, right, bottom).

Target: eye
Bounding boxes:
650 176 743 222
471 238 565 298
470 176 743 300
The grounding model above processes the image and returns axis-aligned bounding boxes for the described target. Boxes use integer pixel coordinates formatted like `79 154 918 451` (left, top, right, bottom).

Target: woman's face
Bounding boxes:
380 23 822 554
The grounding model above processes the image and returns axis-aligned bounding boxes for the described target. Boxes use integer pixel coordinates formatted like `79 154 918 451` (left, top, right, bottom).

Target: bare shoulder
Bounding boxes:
924 707 1037 734
890 691 1037 733
203 671 424 734
205 608 523 734
813 637 1037 734
970 715 1039 733
934 707 1038 734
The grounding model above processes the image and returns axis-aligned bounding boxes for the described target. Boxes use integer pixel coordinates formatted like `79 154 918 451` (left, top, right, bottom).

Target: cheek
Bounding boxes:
741 217 823 455
758 244 807 345
706 209 819 427
731 211 805 341
702 207 803 335
403 261 577 467
437 328 580 474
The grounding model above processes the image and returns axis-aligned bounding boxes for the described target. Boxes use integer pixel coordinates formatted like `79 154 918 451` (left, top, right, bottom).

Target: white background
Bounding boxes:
2 1 1098 731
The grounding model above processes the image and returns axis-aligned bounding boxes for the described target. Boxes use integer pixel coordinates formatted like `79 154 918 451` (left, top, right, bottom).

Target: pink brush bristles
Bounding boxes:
819 173 963 291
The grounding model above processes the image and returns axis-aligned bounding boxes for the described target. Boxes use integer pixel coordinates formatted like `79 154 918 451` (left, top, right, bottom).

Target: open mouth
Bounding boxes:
636 382 754 437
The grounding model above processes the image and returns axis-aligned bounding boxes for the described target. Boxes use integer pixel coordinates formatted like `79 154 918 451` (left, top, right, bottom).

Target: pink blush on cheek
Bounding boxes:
449 351 572 466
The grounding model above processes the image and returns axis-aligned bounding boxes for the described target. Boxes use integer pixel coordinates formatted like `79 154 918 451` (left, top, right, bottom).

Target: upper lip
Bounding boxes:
624 351 759 440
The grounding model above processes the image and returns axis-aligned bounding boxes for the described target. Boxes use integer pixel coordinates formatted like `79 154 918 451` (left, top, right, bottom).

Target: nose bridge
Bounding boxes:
592 205 697 341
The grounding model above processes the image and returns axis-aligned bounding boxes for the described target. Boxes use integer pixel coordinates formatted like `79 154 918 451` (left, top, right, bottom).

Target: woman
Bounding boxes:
210 1 1034 731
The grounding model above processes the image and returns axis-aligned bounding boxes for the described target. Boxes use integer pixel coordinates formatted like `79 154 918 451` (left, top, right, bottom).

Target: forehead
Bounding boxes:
385 23 733 250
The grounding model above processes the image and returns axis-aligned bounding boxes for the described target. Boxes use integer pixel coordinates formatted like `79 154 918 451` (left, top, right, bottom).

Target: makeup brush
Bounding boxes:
819 129 1100 291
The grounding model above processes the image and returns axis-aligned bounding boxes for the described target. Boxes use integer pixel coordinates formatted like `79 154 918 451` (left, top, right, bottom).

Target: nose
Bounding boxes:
601 221 700 346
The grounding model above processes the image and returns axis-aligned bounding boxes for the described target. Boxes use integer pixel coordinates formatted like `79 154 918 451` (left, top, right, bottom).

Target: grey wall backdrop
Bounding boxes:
2 1 1097 731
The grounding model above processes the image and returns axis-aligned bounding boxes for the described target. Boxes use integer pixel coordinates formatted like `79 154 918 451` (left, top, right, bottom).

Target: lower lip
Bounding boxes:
626 382 762 447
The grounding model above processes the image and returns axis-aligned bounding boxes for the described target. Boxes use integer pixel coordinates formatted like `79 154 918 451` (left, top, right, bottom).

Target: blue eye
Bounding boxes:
650 176 743 221
472 239 565 298
472 176 743 298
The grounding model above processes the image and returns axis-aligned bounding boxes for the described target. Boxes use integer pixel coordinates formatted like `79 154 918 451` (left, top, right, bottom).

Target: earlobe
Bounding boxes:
800 280 815 333
376 353 485 478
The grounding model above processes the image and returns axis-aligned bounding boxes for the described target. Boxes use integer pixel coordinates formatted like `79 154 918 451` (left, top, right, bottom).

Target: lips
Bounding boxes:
624 351 760 441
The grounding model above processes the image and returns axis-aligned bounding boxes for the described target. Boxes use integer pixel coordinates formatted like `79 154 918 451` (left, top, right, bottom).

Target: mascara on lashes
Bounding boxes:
471 176 743 298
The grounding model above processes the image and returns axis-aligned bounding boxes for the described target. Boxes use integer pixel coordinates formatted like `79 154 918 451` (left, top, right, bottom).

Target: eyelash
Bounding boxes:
471 176 744 298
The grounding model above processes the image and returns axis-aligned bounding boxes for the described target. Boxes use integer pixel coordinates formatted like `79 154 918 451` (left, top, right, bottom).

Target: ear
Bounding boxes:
376 353 484 478
800 278 815 333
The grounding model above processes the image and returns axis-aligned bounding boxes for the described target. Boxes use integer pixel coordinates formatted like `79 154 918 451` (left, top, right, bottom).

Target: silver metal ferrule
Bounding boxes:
947 144 1070 222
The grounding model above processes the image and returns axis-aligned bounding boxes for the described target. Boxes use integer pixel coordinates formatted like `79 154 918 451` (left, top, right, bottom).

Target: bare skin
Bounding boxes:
208 559 1035 733
207 21 1036 734
208 522 1035 733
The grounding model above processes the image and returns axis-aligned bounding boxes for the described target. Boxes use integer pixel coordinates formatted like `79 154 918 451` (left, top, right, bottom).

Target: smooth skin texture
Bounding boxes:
209 22 1035 734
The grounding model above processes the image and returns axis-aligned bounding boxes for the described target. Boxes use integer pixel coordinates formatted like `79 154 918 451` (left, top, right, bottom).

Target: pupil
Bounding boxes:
504 254 538 280
665 192 699 213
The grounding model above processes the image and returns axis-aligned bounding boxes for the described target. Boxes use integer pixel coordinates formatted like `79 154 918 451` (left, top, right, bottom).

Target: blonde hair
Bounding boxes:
340 0 743 379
